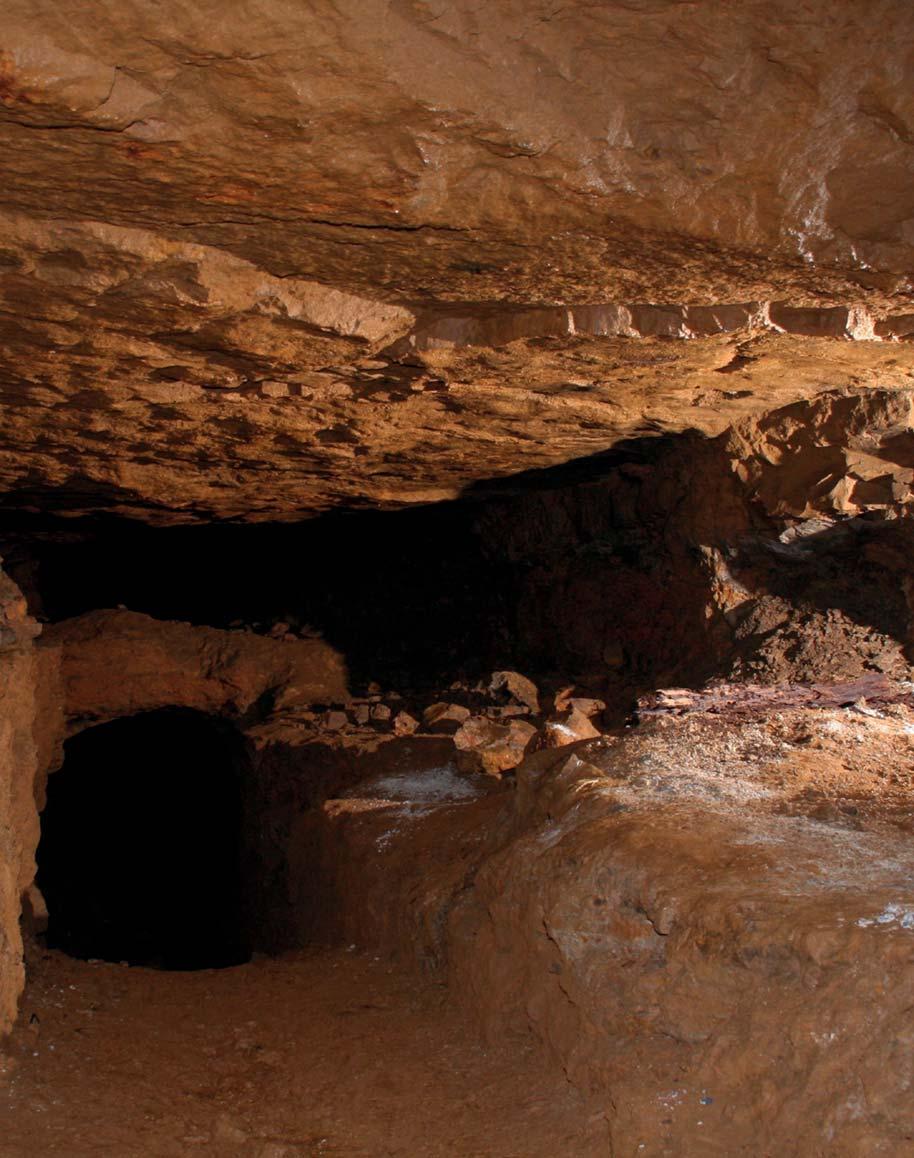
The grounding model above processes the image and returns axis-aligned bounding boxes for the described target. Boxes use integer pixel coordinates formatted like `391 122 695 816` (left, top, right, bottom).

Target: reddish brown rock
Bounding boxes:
0 570 58 1036
42 609 348 728
422 702 472 734
393 711 420 737
298 704 914 1154
453 716 538 777
537 709 602 750
489 671 540 714
0 4 910 525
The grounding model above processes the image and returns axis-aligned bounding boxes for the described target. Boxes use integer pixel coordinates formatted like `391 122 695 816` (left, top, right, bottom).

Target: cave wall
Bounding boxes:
474 390 914 697
303 707 914 1154
43 609 349 729
3 387 913 1039
9 383 914 703
0 569 57 1036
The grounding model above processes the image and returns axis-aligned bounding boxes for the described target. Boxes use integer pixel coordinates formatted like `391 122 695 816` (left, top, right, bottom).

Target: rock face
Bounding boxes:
2 5 914 1151
0 569 50 1036
315 699 914 1155
43 609 348 729
3 0 913 287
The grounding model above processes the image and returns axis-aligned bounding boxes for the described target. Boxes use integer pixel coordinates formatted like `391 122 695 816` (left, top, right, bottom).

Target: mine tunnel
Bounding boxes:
3 2 914 1154
36 709 251 972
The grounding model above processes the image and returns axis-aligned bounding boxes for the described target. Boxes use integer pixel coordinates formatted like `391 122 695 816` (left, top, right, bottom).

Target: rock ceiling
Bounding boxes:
1 0 913 522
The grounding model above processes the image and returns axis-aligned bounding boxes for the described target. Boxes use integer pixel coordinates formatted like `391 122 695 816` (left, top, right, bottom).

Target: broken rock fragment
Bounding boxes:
393 711 420 736
489 670 540 714
553 687 606 719
323 710 349 731
423 702 472 733
537 709 603 750
453 715 537 776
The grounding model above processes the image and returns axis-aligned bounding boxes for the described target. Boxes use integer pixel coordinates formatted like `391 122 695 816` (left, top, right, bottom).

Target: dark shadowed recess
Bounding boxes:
37 709 252 971
3 432 912 692
5 502 517 689
0 437 688 690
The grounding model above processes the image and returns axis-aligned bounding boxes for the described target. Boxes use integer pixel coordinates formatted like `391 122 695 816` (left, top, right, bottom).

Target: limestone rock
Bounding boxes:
323 710 348 732
0 5 910 524
393 711 420 737
43 609 348 727
0 569 49 1037
554 689 606 719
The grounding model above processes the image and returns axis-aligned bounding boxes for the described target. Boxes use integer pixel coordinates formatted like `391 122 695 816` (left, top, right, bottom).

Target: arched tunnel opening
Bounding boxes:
36 708 252 972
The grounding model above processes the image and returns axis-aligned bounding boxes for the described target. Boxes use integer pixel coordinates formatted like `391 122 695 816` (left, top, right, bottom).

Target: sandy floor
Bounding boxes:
0 948 607 1157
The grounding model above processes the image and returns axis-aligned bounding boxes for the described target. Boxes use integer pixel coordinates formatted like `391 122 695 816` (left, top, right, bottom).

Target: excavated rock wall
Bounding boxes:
473 390 914 697
43 609 348 731
0 569 55 1037
0 604 349 1032
313 704 914 1154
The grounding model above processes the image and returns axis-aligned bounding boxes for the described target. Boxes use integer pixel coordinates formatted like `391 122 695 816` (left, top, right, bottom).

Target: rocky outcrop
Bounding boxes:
314 697 914 1154
43 609 349 729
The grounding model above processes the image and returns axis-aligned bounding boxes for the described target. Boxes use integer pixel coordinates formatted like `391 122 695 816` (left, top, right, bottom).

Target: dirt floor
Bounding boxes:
0 948 608 1157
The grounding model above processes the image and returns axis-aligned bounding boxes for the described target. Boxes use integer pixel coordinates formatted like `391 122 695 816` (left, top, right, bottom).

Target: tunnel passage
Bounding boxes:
36 709 252 971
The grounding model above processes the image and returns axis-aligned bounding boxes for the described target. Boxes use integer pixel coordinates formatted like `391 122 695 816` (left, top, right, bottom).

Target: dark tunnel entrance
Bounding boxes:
36 708 252 971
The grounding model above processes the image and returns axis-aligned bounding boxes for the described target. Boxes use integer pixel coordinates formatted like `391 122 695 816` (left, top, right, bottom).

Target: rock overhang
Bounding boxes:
0 0 912 524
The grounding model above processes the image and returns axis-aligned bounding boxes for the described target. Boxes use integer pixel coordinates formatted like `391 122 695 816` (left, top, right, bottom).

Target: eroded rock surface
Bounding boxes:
319 700 914 1155
0 2 912 522
43 609 348 729
0 569 45 1036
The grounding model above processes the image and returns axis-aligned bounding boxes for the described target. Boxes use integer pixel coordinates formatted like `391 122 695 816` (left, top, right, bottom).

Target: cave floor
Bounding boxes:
0 947 606 1157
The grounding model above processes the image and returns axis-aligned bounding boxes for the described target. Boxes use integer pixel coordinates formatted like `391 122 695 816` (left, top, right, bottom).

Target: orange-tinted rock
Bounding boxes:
537 709 602 749
423 702 472 734
303 704 914 1153
0 570 57 1036
393 711 420 737
454 715 537 776
0 5 910 524
42 609 348 728
489 671 540 714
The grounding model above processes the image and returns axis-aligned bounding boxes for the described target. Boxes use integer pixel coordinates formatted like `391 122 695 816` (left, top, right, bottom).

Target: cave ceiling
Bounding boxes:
1 0 913 523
